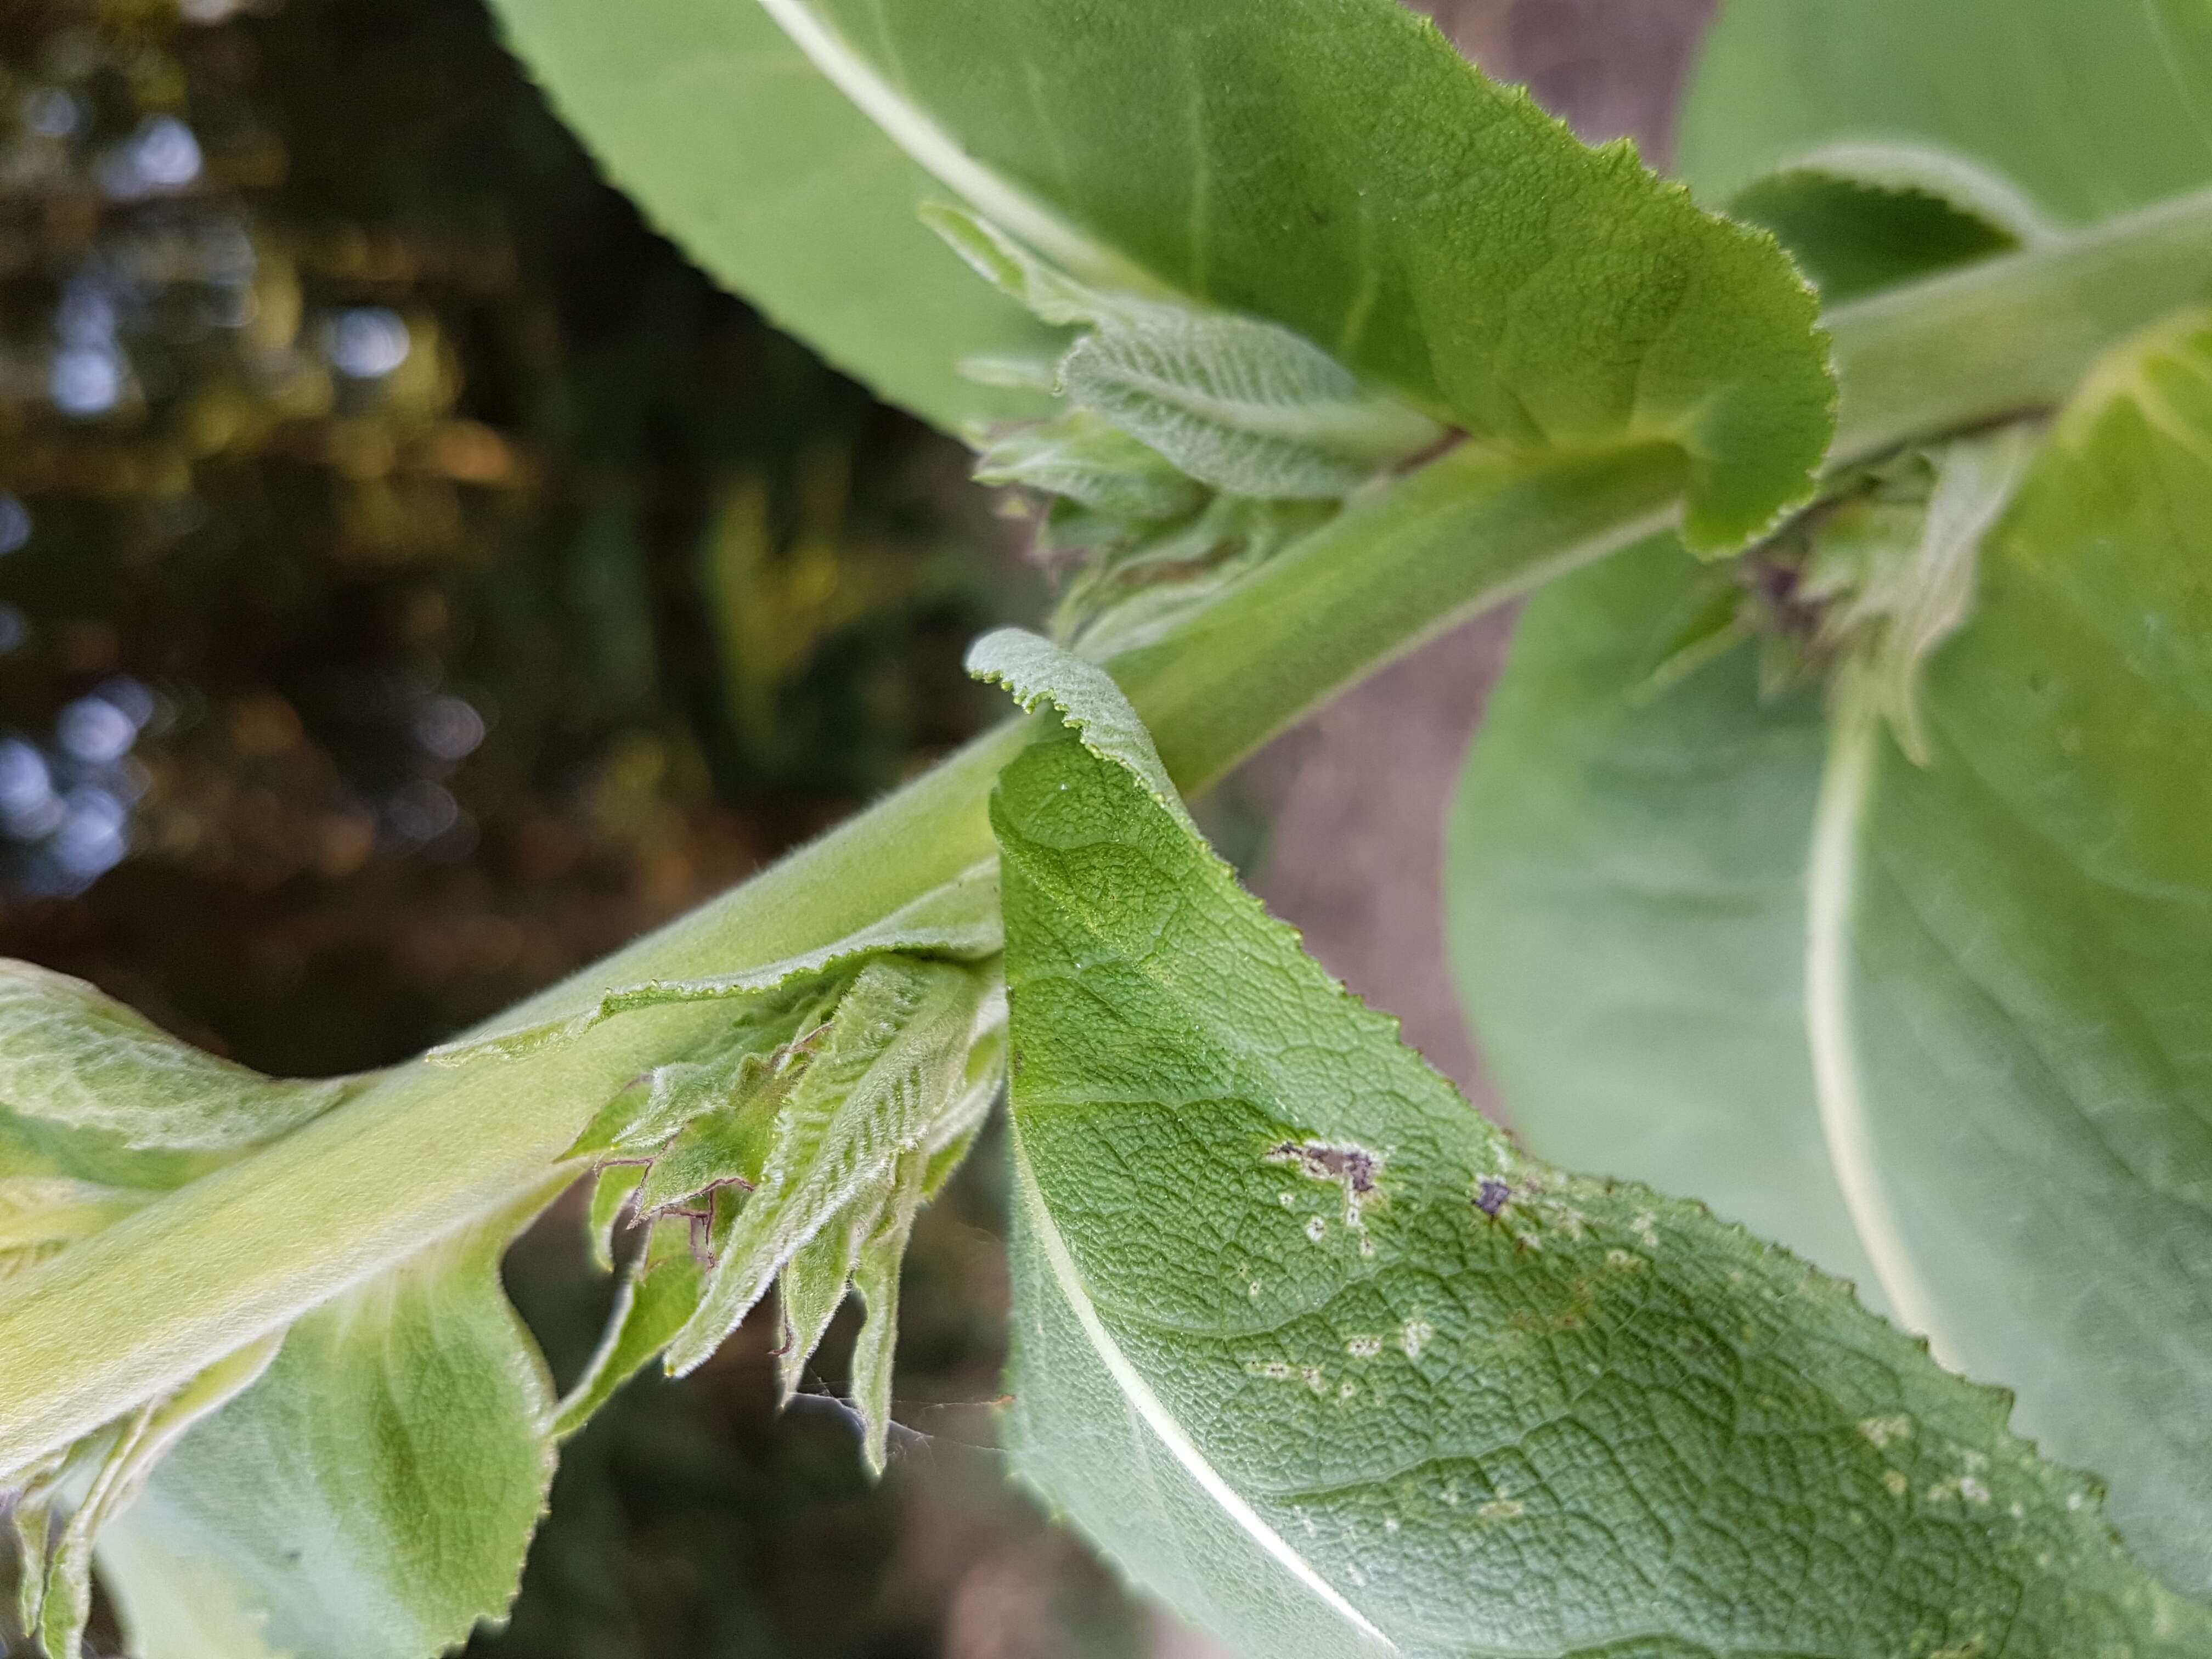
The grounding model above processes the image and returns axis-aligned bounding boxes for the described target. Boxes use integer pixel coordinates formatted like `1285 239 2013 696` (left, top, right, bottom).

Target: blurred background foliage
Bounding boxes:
0 0 1701 1654
0 0 1039 1074
0 0 1118 1654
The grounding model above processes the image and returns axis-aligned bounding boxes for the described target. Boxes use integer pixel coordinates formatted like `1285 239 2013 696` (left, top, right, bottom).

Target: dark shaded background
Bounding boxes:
0 3 1705 1653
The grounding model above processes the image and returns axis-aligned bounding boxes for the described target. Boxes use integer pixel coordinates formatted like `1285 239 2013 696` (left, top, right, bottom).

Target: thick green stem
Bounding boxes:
7 184 2212 1480
1827 185 2212 463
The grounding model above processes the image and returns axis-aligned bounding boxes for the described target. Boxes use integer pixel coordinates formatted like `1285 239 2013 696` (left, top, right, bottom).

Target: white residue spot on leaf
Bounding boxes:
1859 1415 1912 1449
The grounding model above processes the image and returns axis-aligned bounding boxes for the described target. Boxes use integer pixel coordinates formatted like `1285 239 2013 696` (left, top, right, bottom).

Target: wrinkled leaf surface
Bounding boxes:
982 629 2207 1658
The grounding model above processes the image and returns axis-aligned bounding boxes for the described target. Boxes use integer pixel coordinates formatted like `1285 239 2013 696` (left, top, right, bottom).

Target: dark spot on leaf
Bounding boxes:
1268 1139 1376 1194
1476 1177 1511 1217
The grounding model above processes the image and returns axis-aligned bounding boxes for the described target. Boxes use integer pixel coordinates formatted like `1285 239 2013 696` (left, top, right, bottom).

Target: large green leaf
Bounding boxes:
1443 537 1882 1301
1682 0 2212 225
93 1199 561 1659
484 0 1066 432
978 629 2207 1659
1812 313 2212 1594
506 0 1832 551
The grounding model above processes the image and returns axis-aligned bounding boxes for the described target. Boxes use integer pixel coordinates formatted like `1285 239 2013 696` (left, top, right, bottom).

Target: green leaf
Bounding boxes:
664 953 1000 1374
1058 311 1446 501
94 1197 562 1659
0 961 352 1152
1683 0 2212 227
982 630 2209 1658
974 411 1206 521
433 861 1001 1064
482 0 1066 433
731 0 1831 550
1726 143 2049 303
1810 312 2212 1594
1444 539 1882 1299
552 1215 705 1438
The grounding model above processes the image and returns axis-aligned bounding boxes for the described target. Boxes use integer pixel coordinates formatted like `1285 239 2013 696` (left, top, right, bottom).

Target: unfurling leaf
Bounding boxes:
974 410 1205 522
432 862 1001 1065
571 969 847 1173
524 885 1009 1462
554 1214 704 1438
1058 310 1445 501
663 954 1002 1374
1044 496 1335 664
979 629 2208 1658
0 961 353 1152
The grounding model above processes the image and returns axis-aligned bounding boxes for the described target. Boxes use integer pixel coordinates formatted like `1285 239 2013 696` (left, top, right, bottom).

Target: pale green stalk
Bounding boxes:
5 186 2212 1479
1826 184 2212 461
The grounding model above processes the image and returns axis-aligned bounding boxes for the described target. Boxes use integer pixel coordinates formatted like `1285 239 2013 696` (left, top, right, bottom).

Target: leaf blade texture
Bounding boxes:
92 1198 561 1659
0 961 350 1152
1811 312 2212 1594
982 629 2211 1658
483 0 1067 432
1444 537 1882 1300
1058 311 1446 501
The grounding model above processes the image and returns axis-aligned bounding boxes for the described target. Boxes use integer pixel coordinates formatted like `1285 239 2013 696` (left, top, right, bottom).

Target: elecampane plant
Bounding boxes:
5 3 2212 1656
